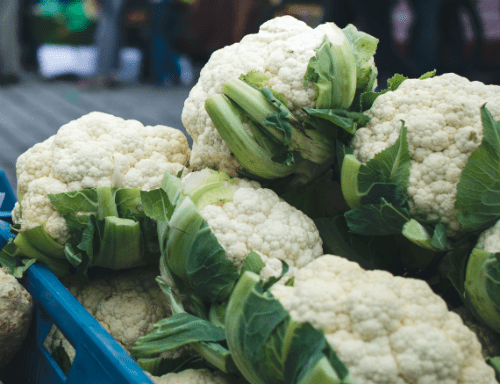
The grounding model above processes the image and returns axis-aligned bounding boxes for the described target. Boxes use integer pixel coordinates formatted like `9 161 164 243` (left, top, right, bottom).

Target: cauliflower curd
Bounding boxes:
352 73 500 234
44 267 183 361
199 187 323 275
180 169 323 279
271 255 497 384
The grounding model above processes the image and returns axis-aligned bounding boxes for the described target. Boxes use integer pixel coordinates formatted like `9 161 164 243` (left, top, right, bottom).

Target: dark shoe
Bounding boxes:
0 74 20 86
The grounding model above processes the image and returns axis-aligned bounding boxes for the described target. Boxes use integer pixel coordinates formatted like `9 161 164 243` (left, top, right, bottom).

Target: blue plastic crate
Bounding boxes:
0 169 16 223
15 264 155 384
0 219 15 249
0 169 154 384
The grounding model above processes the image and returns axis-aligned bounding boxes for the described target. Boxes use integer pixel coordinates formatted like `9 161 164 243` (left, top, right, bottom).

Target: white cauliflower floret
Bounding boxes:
70 268 171 352
259 254 298 283
182 15 349 176
179 169 313 281
16 177 70 241
50 113 190 191
14 112 190 243
44 267 191 364
197 185 323 273
16 135 55 195
270 255 497 384
352 73 500 235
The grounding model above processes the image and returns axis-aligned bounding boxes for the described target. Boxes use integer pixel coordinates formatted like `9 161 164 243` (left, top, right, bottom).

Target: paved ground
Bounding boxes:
0 72 194 194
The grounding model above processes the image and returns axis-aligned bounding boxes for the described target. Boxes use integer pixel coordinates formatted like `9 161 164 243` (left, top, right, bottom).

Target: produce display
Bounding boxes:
1 14 500 384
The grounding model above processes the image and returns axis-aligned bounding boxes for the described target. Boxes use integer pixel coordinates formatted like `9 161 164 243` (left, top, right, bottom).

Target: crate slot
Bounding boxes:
43 323 75 376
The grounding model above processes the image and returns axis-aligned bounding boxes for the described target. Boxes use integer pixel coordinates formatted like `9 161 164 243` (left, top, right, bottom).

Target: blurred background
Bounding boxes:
1 0 500 191
11 0 500 84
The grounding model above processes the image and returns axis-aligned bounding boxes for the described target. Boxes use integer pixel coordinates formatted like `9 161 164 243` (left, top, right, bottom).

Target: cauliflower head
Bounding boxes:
270 255 497 384
180 169 324 279
145 369 246 384
14 112 190 242
44 267 181 362
0 267 33 368
352 73 500 235
182 15 351 176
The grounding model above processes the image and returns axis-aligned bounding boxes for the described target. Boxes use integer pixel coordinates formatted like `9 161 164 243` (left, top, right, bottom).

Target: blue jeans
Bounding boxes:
95 0 125 77
409 0 442 75
0 0 21 75
150 0 181 85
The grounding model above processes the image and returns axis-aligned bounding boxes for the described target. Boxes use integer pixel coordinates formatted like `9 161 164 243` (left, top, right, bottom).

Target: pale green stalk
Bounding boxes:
165 197 204 282
94 216 142 269
340 154 363 208
96 187 119 219
205 94 296 180
222 79 332 164
12 232 70 276
225 272 267 384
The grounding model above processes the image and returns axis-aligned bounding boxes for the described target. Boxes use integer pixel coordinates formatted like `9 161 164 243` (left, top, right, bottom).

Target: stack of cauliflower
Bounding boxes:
4 14 500 384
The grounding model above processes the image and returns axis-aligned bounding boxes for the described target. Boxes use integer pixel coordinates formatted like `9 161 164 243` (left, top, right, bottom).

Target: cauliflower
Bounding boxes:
179 169 323 279
44 267 188 361
182 15 360 176
145 369 247 384
127 171 325 378
351 73 500 235
0 267 33 368
14 112 190 242
270 255 497 384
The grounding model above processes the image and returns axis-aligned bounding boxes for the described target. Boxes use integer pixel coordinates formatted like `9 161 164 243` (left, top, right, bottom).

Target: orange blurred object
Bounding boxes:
125 9 148 26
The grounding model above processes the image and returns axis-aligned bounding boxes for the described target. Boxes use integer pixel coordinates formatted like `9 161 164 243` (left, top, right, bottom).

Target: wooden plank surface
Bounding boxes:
0 72 193 194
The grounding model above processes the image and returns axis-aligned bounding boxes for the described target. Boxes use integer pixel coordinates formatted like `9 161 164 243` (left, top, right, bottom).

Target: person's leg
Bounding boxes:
408 0 442 75
151 0 181 85
95 0 125 78
351 0 419 83
0 0 22 78
323 0 356 27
